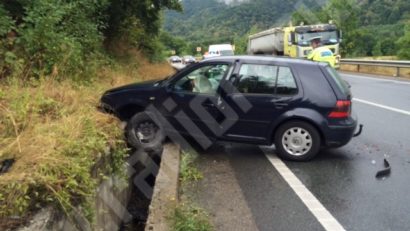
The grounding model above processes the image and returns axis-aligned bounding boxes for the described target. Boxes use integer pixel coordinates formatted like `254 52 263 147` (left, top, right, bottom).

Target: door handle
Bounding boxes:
274 102 288 109
202 102 215 108
270 97 291 104
270 98 289 108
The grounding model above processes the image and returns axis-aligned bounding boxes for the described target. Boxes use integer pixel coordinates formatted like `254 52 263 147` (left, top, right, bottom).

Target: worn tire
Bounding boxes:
125 112 165 152
274 121 321 161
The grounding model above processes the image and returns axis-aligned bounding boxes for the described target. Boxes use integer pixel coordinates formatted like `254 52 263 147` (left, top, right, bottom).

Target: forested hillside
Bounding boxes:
164 0 410 58
164 0 325 48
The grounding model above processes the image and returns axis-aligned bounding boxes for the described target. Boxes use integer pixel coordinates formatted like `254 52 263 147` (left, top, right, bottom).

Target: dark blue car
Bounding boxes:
100 56 359 161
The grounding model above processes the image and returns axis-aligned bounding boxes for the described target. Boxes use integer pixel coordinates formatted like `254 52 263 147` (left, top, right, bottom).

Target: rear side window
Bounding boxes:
277 67 298 95
325 66 350 96
237 64 297 95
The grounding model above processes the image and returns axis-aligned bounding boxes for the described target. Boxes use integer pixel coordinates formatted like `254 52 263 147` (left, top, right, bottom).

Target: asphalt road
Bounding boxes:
193 72 410 231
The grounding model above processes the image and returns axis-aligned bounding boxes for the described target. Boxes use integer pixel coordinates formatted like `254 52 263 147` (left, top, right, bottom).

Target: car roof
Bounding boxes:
201 55 324 66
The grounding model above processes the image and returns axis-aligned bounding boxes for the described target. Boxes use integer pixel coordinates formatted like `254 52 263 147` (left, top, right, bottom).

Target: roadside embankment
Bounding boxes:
0 57 174 230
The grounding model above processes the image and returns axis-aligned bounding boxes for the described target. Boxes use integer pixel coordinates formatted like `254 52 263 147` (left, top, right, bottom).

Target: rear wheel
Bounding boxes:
126 112 165 152
274 121 321 161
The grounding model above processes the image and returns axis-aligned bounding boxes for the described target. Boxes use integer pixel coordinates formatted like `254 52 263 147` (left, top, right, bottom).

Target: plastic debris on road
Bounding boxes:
375 159 391 178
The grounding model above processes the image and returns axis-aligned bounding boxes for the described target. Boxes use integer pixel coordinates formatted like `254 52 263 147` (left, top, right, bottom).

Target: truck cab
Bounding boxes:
248 23 342 68
284 24 342 68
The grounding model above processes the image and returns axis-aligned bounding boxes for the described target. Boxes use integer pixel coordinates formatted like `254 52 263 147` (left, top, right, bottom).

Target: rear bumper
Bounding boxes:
323 116 358 148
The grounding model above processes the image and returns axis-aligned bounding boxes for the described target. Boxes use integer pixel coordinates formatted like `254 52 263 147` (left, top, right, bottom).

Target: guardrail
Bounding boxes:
340 59 410 77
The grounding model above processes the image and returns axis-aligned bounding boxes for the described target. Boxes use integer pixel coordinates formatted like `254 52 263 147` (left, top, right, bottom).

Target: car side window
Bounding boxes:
237 64 297 95
276 66 298 95
237 64 278 94
173 64 229 94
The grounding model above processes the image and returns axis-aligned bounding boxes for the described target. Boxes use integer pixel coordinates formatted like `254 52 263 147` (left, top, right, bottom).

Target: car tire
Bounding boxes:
125 112 165 152
274 121 321 161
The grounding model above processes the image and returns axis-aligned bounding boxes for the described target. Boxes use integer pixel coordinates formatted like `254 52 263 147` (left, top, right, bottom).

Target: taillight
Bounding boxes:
328 100 351 118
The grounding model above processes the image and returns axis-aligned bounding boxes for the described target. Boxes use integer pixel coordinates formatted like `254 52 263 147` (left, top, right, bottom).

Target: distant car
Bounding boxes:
182 55 196 65
169 56 182 63
100 56 359 161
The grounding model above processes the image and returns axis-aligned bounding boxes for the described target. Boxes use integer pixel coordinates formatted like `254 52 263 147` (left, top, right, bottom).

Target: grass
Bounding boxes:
0 53 174 229
171 203 213 231
179 151 203 184
169 150 213 231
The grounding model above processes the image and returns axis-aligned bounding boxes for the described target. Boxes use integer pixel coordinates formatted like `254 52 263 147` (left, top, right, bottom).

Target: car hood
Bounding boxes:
104 79 160 95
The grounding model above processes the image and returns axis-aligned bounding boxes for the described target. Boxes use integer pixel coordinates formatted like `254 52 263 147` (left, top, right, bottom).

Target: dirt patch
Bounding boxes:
340 64 360 72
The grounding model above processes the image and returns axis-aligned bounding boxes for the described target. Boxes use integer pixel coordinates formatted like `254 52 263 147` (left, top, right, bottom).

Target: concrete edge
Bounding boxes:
145 143 181 231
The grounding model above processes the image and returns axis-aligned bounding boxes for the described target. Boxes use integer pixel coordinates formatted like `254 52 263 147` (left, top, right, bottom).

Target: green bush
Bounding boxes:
0 3 16 77
0 0 182 79
17 0 108 78
397 23 410 60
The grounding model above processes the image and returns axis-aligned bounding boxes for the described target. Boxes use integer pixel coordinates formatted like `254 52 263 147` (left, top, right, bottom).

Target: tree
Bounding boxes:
159 31 190 55
397 23 410 60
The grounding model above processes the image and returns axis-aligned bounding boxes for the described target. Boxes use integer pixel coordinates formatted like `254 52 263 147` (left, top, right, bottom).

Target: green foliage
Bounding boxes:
397 23 410 59
0 0 182 79
0 3 17 77
171 203 213 231
166 0 409 59
104 0 182 61
0 4 14 35
180 151 203 184
164 0 323 50
0 0 108 79
160 31 192 55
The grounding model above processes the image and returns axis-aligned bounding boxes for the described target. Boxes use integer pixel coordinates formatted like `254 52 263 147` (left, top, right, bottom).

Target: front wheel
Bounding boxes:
274 121 321 161
125 112 165 152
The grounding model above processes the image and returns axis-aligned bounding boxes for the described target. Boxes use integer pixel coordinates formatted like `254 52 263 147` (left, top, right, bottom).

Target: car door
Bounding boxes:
164 62 233 147
220 61 302 144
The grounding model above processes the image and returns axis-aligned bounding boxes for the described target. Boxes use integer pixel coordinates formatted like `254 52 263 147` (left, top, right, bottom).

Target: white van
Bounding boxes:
203 44 234 59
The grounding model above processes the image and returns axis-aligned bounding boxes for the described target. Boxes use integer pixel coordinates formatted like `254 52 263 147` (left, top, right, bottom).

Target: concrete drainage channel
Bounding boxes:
14 143 180 231
144 143 180 231
121 143 180 231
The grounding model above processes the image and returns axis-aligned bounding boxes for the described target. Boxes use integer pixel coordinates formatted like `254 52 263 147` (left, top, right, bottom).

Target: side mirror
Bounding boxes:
166 82 175 92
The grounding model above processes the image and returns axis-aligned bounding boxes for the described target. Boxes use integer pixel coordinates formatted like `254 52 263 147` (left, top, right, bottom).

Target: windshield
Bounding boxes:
297 31 339 46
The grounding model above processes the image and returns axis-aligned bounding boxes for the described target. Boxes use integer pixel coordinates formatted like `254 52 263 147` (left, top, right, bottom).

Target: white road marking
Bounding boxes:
353 98 410 116
264 153 346 231
341 73 410 85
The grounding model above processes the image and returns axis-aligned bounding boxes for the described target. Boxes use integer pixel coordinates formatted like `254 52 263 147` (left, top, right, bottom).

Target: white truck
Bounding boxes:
203 44 234 59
